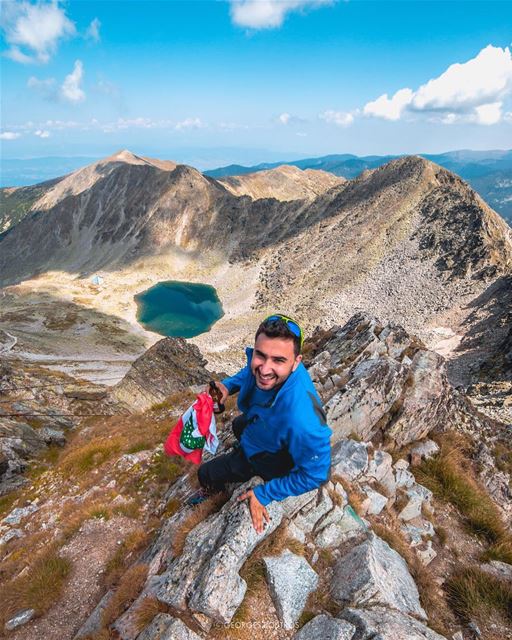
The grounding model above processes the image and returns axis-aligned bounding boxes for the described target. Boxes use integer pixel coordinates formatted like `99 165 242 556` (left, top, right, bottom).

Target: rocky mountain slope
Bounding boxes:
205 149 512 225
218 165 345 201
1 315 510 639
0 150 511 390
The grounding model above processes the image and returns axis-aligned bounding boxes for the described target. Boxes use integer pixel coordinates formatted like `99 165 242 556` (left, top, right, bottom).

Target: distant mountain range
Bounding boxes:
205 150 512 225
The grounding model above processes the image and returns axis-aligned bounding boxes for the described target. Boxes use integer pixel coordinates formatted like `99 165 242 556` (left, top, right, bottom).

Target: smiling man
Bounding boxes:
195 314 332 533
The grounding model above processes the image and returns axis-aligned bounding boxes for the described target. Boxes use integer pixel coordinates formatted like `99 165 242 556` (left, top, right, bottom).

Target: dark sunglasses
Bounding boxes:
265 314 304 349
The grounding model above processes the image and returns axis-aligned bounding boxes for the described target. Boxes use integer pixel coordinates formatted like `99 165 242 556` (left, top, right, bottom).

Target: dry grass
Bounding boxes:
171 492 229 557
331 474 366 515
103 528 149 589
58 437 123 476
445 566 512 625
415 432 508 545
101 563 149 627
493 441 512 475
132 596 168 635
0 547 71 627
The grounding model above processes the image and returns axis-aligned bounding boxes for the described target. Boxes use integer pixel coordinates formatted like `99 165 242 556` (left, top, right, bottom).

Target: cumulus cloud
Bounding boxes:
364 45 512 125
85 17 101 42
60 60 85 103
319 110 354 127
363 88 414 121
230 0 333 29
0 131 21 140
279 112 291 125
34 129 50 138
2 0 76 64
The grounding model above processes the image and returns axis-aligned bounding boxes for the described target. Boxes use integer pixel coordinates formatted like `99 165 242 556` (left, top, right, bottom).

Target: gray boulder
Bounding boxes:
135 613 201 640
331 534 426 619
264 550 319 630
331 439 368 481
292 613 356 640
5 609 36 631
157 481 316 624
340 606 447 639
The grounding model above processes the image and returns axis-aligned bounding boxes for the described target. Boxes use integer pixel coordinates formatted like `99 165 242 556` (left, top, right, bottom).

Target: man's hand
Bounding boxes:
238 489 270 534
207 380 229 404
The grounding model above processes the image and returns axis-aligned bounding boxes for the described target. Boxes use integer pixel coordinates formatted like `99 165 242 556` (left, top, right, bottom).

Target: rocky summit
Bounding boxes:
0 152 511 640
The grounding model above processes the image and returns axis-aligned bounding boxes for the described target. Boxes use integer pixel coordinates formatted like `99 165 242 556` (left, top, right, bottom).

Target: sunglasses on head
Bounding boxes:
265 314 304 349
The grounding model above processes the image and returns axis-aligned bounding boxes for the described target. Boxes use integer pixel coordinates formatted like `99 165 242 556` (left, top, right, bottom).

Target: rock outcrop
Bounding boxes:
111 337 212 411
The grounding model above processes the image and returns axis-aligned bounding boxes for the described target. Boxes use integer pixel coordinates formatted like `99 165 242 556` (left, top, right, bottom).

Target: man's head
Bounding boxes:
251 315 303 390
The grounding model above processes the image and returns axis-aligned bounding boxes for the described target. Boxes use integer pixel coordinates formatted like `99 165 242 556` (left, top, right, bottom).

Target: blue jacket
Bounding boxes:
222 348 332 506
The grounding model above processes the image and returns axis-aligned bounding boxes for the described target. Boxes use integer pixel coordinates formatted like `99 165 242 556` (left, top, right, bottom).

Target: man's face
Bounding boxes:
251 333 302 391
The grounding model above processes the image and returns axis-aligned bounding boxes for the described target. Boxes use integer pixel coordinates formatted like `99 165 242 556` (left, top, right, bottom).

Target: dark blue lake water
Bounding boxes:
135 281 224 338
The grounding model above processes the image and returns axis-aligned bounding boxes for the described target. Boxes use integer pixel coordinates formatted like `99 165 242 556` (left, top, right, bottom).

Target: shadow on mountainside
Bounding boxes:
448 275 512 385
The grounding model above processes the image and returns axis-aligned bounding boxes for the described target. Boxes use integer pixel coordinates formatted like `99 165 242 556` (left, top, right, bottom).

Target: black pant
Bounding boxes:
197 414 294 493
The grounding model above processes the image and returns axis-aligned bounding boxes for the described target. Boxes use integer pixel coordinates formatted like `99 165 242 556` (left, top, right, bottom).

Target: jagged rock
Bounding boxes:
64 384 107 400
331 534 426 619
38 427 66 446
340 606 447 639
0 418 46 494
0 528 24 545
479 560 512 583
292 613 356 640
394 462 416 489
5 609 36 631
364 449 395 493
157 481 316 625
73 590 114 639
360 486 388 515
331 439 368 481
2 503 39 525
314 505 367 549
112 337 211 411
398 484 433 522
264 549 319 630
410 440 440 465
325 356 406 442
292 487 334 533
318 314 473 448
402 519 435 546
135 613 201 640
416 540 437 565
287 522 306 544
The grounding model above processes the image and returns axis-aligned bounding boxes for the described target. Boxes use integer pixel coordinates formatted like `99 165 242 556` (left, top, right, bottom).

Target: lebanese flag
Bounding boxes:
163 392 219 465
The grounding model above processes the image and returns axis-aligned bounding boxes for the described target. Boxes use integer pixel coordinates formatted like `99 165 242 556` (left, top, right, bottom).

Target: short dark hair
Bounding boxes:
255 315 301 357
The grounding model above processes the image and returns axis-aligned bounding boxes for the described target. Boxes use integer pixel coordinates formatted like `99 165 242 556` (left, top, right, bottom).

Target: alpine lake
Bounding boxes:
134 281 224 338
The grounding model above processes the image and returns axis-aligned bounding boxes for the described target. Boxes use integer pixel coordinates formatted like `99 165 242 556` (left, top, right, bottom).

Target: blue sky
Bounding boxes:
1 0 511 167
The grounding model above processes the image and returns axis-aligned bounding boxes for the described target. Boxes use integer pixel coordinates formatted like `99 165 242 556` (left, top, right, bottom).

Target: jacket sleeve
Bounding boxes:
222 365 250 395
253 425 332 506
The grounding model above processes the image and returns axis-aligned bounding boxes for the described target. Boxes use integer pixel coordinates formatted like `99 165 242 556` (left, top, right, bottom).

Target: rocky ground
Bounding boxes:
0 314 510 640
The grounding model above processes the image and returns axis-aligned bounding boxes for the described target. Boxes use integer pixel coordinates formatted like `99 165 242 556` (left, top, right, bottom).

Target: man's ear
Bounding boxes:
292 354 302 371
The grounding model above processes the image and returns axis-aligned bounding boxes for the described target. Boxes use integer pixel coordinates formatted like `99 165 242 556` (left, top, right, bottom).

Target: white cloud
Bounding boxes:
175 117 204 130
363 88 414 121
279 112 291 125
34 129 50 138
0 131 21 140
364 45 512 125
230 0 333 29
85 17 101 42
60 60 85 103
2 0 76 64
319 110 354 127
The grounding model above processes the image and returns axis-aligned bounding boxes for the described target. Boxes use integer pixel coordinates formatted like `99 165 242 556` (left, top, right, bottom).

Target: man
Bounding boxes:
196 314 332 533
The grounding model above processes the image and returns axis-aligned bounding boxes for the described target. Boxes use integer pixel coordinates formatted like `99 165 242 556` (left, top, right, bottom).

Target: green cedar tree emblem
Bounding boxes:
180 415 206 450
